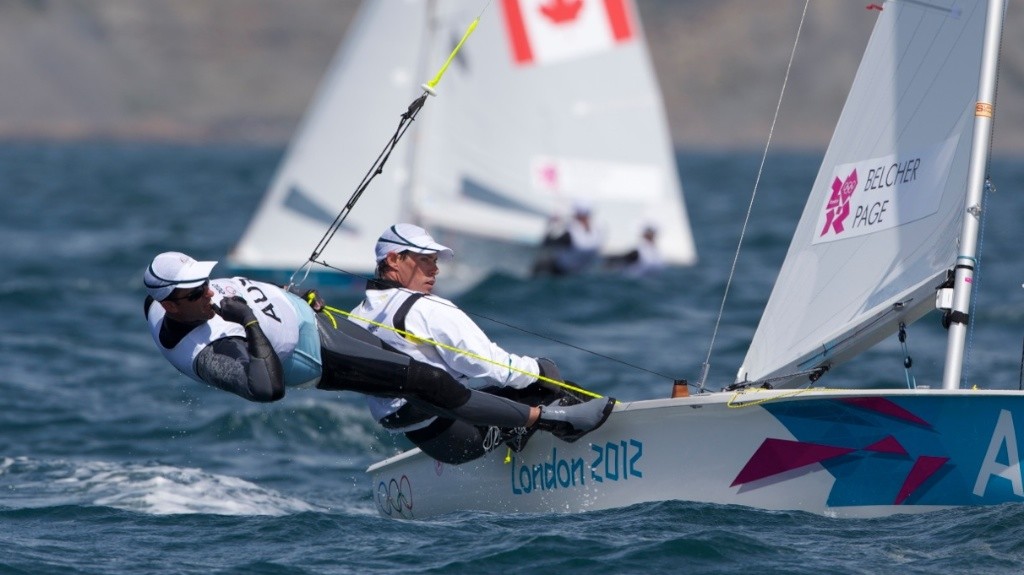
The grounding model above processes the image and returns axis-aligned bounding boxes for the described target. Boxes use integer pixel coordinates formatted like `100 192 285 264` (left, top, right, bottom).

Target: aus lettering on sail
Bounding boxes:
812 137 958 245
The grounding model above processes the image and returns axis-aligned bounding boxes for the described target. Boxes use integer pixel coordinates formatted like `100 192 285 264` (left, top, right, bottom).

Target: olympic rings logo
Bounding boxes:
481 426 504 452
376 474 414 518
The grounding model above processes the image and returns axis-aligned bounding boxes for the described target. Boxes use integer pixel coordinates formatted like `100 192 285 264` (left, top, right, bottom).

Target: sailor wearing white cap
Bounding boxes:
534 197 604 276
350 224 615 463
144 247 613 465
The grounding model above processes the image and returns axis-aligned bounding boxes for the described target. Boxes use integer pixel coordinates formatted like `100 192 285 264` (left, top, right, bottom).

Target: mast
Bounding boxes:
941 0 1006 390
402 0 440 226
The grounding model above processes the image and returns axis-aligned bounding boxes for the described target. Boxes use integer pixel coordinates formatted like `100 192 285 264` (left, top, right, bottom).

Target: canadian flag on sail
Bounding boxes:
501 0 635 66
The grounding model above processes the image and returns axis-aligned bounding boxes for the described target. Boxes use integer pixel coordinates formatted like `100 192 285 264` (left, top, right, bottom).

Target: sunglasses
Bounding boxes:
166 280 210 302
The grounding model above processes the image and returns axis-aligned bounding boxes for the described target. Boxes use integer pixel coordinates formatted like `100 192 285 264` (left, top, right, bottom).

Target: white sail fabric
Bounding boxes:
738 0 989 387
228 0 696 295
229 1 425 279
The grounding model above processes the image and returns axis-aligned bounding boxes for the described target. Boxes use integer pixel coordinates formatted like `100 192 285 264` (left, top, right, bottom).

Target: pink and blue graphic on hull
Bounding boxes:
734 396 1024 508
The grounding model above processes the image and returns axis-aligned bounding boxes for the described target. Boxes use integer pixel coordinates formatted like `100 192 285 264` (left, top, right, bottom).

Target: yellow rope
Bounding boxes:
424 18 479 92
322 305 603 399
726 386 843 408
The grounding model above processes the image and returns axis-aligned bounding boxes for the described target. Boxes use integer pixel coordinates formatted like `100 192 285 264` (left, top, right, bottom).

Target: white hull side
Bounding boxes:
369 389 1024 519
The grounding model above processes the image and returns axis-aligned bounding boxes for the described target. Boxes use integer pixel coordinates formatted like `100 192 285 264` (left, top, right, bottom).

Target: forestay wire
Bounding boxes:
697 0 810 392
286 2 490 291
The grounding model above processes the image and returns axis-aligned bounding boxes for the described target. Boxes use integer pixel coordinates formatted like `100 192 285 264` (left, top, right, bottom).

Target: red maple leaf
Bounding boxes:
539 0 584 24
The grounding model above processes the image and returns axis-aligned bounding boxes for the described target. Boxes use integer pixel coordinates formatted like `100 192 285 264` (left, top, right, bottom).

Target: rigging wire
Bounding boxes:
1019 335 1023 391
290 94 428 289
963 178 992 385
286 4 487 291
697 0 811 392
898 322 916 389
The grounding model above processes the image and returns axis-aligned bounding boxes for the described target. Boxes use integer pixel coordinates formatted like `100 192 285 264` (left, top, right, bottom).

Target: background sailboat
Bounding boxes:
227 0 696 295
368 0 1024 519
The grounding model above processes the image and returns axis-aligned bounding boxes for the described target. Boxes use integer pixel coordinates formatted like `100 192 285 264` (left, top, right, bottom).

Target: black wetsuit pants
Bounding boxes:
313 313 535 464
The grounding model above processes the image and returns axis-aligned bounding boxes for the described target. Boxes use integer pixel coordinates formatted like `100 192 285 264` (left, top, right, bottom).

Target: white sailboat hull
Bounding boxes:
369 388 1024 519
368 0 1015 522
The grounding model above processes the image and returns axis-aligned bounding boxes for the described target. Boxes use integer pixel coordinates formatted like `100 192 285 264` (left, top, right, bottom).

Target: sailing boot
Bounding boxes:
536 396 615 443
500 426 537 452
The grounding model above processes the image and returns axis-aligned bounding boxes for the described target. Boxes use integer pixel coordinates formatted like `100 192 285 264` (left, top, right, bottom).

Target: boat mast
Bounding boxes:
401 0 439 226
941 0 1006 390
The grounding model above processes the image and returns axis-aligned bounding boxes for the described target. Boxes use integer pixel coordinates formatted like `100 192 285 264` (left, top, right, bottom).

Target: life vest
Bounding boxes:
146 278 302 384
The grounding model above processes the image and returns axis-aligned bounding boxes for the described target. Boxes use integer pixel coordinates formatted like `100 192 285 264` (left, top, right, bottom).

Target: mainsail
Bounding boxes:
228 0 696 295
738 1 990 386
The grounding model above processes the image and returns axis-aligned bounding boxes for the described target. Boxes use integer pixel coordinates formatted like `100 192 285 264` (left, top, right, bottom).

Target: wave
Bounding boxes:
0 456 326 516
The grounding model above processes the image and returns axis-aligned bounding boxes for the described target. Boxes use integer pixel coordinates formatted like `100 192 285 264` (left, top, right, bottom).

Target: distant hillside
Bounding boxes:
1 0 1022 151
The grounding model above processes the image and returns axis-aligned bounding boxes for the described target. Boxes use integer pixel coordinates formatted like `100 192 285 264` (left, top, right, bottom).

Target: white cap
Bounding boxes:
572 197 593 217
144 251 217 301
374 224 454 263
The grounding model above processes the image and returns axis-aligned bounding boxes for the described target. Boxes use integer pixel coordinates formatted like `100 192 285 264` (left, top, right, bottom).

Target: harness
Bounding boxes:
376 292 435 430
392 293 425 338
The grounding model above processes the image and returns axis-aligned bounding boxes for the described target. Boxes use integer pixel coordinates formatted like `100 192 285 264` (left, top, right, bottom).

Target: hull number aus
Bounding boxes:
974 409 1024 497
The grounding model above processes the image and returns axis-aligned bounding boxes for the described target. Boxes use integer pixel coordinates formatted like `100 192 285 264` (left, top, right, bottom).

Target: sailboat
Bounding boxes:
368 0 1024 519
227 0 697 296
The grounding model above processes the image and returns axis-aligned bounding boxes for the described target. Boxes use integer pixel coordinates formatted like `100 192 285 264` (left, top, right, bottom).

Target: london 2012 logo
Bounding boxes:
819 169 858 237
813 141 954 246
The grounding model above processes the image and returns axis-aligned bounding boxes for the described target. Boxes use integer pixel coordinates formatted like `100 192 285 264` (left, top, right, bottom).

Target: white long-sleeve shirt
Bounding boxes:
349 285 539 421
624 238 664 278
553 218 602 274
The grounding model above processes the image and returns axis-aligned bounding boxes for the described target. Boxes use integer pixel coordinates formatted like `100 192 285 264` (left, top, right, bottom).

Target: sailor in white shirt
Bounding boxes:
350 224 615 463
534 198 604 276
604 223 665 278
144 250 611 465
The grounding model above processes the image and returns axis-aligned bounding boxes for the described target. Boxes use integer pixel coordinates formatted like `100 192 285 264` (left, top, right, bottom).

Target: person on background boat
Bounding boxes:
143 251 613 465
348 224 615 463
532 198 604 277
603 223 664 278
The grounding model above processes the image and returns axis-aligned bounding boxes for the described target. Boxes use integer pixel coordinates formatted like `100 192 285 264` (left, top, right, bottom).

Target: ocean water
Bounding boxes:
2 141 1024 574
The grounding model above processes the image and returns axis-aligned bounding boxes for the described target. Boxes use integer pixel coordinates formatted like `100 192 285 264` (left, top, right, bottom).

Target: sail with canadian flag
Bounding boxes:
228 0 697 295
502 0 635 66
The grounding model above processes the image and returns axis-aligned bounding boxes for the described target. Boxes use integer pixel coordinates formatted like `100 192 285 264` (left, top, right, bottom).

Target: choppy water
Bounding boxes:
2 141 1024 574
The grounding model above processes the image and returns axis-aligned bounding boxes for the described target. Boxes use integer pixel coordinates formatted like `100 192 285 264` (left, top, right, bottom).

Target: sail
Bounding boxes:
738 1 990 386
228 0 696 294
228 1 425 283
